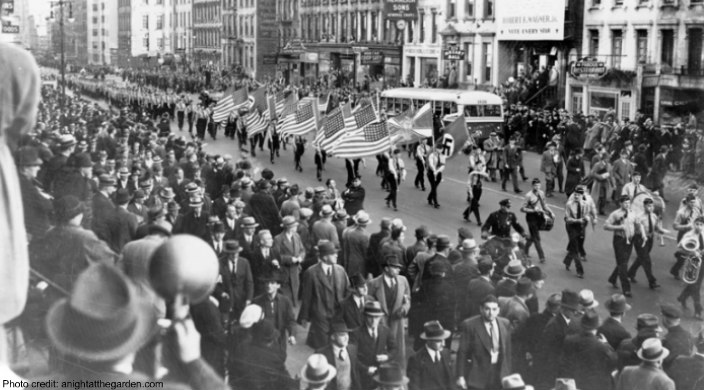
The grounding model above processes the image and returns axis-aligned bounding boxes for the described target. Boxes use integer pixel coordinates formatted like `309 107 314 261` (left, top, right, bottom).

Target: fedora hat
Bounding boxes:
300 354 337 385
551 378 578 390
580 309 600 330
16 146 42 166
223 240 242 253
117 166 130 175
373 362 409 386
504 260 526 278
251 320 279 344
115 189 131 205
435 235 451 251
74 153 93 168
241 217 258 228
349 274 366 289
363 301 385 317
184 182 199 193
460 238 478 252
98 174 117 187
636 313 661 331
239 304 263 329
637 338 670 362
147 220 172 237
159 187 175 199
502 373 534 390
59 134 77 148
54 195 84 222
281 215 299 228
516 278 534 297
330 320 356 334
605 294 632 313
353 211 371 226
382 253 403 269
578 289 599 310
260 270 284 284
560 290 580 311
525 266 547 282
420 320 451 340
189 196 204 207
317 240 337 257
299 208 313 219
46 263 157 362
319 204 334 218
211 221 225 234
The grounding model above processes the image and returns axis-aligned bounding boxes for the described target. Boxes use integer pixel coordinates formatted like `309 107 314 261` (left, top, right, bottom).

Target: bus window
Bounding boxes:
464 105 480 117
485 105 502 117
401 99 410 112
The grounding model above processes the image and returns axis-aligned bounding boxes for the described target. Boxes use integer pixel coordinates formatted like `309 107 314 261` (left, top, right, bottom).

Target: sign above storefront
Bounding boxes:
282 39 306 54
496 0 565 41
386 0 417 21
443 46 465 61
361 51 384 65
570 57 608 80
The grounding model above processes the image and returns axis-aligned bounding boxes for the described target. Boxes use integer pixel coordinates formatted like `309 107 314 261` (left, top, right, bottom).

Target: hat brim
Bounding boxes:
301 364 337 385
637 347 670 362
20 158 43 166
364 310 385 317
503 267 526 278
420 330 452 340
46 298 158 362
373 374 409 386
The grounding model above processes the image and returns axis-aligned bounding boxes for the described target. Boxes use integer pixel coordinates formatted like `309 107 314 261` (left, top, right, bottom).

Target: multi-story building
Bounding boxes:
48 0 88 66
297 0 404 87
193 0 221 66
117 0 174 68
236 0 277 78
402 0 448 88
87 0 118 65
174 0 194 63
222 0 236 68
566 0 656 120
641 0 704 125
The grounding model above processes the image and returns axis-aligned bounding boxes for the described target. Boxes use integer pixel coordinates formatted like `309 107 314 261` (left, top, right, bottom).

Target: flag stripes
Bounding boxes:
332 120 391 159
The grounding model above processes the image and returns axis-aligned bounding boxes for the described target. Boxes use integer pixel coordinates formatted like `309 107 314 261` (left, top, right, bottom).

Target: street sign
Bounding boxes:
360 51 383 65
443 46 465 61
570 57 608 79
1 23 18 34
385 0 417 21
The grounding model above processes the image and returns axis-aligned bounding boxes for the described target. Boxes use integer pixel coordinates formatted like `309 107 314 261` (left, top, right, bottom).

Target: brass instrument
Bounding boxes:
680 236 702 285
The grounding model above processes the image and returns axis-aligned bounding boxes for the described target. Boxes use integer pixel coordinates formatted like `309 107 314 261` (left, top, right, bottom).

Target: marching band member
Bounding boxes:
676 216 704 320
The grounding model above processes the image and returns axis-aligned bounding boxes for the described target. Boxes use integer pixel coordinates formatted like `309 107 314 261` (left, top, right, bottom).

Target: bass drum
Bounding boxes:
631 189 666 218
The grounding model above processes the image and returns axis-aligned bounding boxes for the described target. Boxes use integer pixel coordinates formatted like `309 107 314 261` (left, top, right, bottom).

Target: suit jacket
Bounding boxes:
663 325 694 367
174 210 211 242
341 226 369 277
92 191 116 241
616 364 675 390
337 294 368 332
540 150 559 176
366 229 390 277
456 315 512 389
559 331 618 390
245 192 282 236
249 246 281 294
109 206 139 252
312 219 340 247
367 274 411 368
214 256 254 316
354 324 398 390
612 158 633 186
407 347 454 390
272 231 305 306
252 292 297 354
318 343 361 390
126 202 148 224
498 296 531 332
598 317 631 351
18 174 53 239
236 342 293 390
534 313 581 387
666 354 704 390
466 277 495 319
299 263 350 349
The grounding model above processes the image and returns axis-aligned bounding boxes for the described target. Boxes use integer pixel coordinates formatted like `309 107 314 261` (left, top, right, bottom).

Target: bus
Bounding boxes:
380 88 504 143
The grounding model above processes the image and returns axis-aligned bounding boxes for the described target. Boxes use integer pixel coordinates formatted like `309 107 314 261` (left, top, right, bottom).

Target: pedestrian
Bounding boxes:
605 195 643 297
612 148 634 202
252 270 297 358
514 293 561 382
563 185 596 278
407 320 454 390
456 294 512 390
300 354 337 390
341 211 371 277
520 178 554 263
598 294 633 351
272 215 306 307
317 320 362 390
660 303 694 368
354 300 398 390
371 362 409 390
615 338 675 390
564 148 585 196
616 313 663 370
236 320 295 390
341 176 366 217
666 331 704 390
628 198 668 289
298 240 350 349
214 240 253 321
15 146 53 240
481 198 526 240
294 136 306 172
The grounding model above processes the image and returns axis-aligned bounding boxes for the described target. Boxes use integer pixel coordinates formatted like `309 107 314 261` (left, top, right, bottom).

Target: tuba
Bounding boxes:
680 236 702 284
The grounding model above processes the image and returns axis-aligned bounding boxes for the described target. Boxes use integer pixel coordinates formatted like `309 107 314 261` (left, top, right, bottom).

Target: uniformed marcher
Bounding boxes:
676 216 704 319
520 179 554 263
426 148 445 208
628 198 668 289
563 185 596 278
482 199 526 240
605 195 643 297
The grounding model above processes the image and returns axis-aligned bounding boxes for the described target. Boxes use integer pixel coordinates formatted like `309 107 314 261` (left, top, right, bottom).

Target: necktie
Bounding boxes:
648 212 653 234
263 248 269 258
339 349 345 361
577 202 582 219
435 351 441 363
371 328 377 341
232 259 237 274
216 241 221 253
489 321 499 352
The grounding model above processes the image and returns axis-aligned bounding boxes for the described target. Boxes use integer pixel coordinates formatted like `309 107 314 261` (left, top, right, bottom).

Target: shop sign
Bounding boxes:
300 52 319 63
570 57 608 80
443 46 465 61
352 46 369 53
1 21 18 34
496 0 565 41
282 39 306 54
385 0 417 21
405 46 440 56
1 0 14 12
262 54 277 64
361 51 384 65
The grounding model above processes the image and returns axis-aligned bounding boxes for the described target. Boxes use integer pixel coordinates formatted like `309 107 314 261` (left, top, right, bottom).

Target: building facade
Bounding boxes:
49 0 89 66
641 0 704 125
222 0 236 68
174 0 193 64
117 0 175 68
235 0 277 79
87 0 118 65
193 0 221 66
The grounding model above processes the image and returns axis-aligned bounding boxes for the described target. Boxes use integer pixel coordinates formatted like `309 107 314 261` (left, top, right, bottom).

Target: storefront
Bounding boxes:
300 52 319 85
641 86 704 126
403 45 442 87
566 69 638 121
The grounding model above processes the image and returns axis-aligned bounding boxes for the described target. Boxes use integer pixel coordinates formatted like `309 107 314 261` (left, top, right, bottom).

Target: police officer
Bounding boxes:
481 199 526 240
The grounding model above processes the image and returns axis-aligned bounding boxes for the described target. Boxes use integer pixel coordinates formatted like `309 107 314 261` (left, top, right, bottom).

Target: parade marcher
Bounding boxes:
680 183 703 214
671 194 702 279
426 148 445 208
214 240 253 321
384 149 405 212
520 178 554 263
272 215 305 307
341 211 371 278
589 151 613 215
615 338 675 390
462 160 489 224
367 253 411 369
666 332 704 390
628 198 668 289
456 294 513 390
176 97 186 132
621 171 647 200
605 195 643 297
502 136 523 193
414 140 429 191
612 148 634 202
482 198 526 240
598 294 633 351
252 270 297 358
407 321 454 390
298 240 350 349
483 132 504 182
563 185 596 278
539 141 560 197
354 300 398 390
16 146 53 240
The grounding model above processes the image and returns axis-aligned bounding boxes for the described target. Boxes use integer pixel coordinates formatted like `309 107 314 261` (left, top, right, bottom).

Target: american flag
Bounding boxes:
245 111 269 137
213 87 250 123
315 103 354 151
279 92 299 120
264 91 286 121
279 101 317 136
332 120 390 159
353 103 376 129
318 93 331 115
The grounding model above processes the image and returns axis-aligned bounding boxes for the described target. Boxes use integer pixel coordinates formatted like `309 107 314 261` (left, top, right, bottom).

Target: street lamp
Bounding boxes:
48 0 74 110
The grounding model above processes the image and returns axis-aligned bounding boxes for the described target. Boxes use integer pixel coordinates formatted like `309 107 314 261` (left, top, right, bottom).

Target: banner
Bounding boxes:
385 0 417 21
496 0 565 41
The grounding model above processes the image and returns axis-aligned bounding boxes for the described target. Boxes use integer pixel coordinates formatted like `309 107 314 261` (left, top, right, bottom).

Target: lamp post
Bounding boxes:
48 0 74 110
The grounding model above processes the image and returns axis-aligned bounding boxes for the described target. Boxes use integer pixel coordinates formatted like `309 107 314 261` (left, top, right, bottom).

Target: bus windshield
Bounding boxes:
464 104 503 118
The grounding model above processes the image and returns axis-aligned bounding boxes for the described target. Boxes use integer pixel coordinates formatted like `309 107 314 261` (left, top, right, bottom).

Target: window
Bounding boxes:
661 29 674 67
407 20 414 43
93 17 98 24
611 29 622 68
592 0 600 5
371 12 377 39
465 0 474 18
688 28 703 72
419 11 425 43
636 30 648 63
142 15 148 29
483 42 492 82
157 15 164 30
589 29 599 56
157 37 164 49
351 12 356 40
614 0 623 5
431 11 437 43
332 13 337 38
361 11 367 40
143 36 149 48
485 0 494 18
340 13 346 40
448 0 456 19
93 29 98 36
464 42 474 77
92 4 98 11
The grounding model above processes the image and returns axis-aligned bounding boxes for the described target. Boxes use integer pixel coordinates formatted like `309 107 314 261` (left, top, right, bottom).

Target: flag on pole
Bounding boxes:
411 103 434 138
249 87 268 114
213 87 250 123
279 101 317 136
318 93 331 115
265 91 285 121
245 111 269 137
279 92 299 119
388 107 424 145
316 102 354 151
436 114 471 157
333 120 391 159
353 103 377 130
